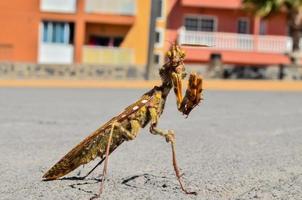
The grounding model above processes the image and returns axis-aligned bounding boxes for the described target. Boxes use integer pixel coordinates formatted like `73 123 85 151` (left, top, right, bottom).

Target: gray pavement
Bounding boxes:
1 88 302 200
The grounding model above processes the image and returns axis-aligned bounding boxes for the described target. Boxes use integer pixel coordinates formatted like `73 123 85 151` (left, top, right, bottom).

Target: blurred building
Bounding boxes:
0 0 295 79
0 0 151 67
165 0 292 67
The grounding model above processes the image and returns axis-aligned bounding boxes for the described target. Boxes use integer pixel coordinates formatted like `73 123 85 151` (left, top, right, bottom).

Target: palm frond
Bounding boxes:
243 0 284 17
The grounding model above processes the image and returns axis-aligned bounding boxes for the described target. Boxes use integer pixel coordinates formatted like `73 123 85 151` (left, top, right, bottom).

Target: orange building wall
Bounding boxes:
0 0 40 62
0 0 150 66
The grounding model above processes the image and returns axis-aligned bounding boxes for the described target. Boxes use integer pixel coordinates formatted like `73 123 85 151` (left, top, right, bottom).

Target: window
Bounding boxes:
155 28 164 47
200 19 215 32
42 21 74 44
88 36 124 47
156 0 164 19
90 36 110 46
237 18 250 34
154 53 162 65
155 31 160 43
259 19 267 35
185 18 198 31
185 16 216 32
113 37 123 46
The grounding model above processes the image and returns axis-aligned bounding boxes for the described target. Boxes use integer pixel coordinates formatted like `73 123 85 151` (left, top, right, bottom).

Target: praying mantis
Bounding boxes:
42 43 204 198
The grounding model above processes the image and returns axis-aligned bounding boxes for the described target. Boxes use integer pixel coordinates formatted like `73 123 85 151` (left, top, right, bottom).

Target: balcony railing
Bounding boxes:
179 28 293 54
40 0 77 13
85 0 136 15
38 43 74 64
83 46 134 65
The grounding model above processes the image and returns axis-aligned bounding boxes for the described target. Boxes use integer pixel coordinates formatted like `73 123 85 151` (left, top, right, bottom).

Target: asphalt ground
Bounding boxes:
1 88 302 200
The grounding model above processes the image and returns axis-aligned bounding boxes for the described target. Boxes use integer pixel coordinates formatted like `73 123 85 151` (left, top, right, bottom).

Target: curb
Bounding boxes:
0 79 302 91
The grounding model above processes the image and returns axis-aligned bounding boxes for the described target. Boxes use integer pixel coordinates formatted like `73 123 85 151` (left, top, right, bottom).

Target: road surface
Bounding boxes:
1 88 302 200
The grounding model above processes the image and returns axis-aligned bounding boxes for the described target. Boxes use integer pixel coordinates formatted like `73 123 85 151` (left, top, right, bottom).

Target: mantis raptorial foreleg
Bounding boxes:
148 107 196 195
172 72 203 116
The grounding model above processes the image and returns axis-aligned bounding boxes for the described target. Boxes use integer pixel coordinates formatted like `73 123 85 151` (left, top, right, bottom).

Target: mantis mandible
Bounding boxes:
43 43 204 198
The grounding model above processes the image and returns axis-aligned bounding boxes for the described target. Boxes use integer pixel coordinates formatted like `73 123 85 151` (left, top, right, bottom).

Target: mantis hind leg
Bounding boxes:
78 150 112 180
90 120 141 199
82 120 141 181
97 122 116 197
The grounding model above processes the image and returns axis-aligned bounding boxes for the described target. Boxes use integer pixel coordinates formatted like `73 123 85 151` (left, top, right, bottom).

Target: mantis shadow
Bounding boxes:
121 173 177 191
49 173 178 197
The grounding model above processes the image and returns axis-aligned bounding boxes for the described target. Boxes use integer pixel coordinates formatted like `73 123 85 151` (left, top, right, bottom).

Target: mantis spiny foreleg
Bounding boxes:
172 72 203 116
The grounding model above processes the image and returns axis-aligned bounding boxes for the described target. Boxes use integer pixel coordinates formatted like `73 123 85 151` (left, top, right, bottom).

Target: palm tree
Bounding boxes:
243 0 302 65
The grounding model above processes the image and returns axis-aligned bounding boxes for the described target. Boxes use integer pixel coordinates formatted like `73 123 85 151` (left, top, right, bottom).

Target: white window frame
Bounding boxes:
40 0 77 13
237 17 250 34
155 27 164 48
41 21 71 44
156 0 165 21
184 15 218 32
154 52 163 65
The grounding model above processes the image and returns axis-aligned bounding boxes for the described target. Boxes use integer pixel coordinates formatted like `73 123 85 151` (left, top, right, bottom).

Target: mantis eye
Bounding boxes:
180 50 185 58
166 51 172 58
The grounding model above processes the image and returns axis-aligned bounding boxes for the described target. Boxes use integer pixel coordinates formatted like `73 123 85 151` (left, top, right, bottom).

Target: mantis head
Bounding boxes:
159 43 187 85
166 43 187 79
159 42 206 115
158 43 187 109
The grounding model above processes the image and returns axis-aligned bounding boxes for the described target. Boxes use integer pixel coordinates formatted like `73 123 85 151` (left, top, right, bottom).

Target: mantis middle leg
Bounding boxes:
148 107 197 195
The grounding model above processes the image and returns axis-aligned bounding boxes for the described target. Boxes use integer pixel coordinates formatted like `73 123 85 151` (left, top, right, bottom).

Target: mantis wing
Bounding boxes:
42 94 154 180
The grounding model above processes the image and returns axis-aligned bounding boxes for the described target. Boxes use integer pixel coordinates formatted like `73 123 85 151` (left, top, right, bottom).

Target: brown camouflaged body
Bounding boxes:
42 88 169 180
